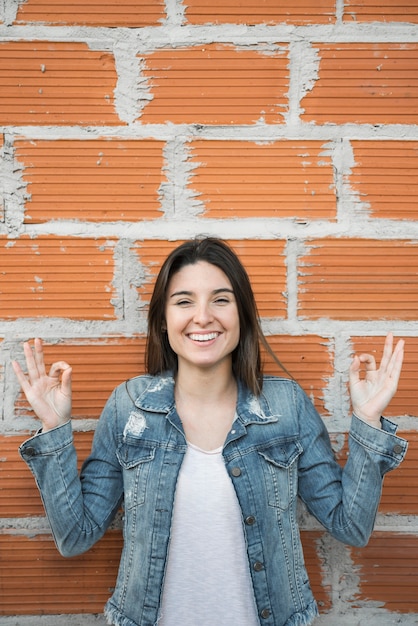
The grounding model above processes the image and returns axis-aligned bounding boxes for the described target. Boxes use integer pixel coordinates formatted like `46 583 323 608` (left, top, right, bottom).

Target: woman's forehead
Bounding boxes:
169 261 233 289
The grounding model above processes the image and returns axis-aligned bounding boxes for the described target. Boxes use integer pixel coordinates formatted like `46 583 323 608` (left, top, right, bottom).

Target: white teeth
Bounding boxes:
189 332 218 341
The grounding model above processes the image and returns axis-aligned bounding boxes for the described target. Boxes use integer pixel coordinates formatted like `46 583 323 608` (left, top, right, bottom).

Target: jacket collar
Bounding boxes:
131 373 278 426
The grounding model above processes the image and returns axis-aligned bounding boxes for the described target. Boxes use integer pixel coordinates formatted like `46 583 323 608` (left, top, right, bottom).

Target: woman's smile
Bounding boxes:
188 332 220 342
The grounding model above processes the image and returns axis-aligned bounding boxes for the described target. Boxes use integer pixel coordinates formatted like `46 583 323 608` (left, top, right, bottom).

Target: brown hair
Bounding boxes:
146 237 289 395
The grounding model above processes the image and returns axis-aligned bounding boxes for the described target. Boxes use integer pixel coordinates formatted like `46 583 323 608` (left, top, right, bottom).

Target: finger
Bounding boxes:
49 361 72 382
49 361 71 377
387 339 405 382
379 332 394 372
11 359 30 392
60 366 72 397
23 340 41 382
349 354 361 385
33 337 47 376
358 353 377 373
393 338 405 359
349 353 360 371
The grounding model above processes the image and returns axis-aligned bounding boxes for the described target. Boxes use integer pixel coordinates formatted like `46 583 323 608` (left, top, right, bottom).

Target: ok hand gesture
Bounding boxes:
349 333 404 429
12 338 72 432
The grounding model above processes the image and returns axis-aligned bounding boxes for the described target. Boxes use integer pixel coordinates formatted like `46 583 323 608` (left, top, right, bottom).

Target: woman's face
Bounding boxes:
164 261 240 374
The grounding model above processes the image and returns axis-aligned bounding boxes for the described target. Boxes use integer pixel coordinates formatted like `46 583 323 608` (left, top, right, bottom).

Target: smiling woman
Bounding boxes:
147 237 263 394
13 237 407 626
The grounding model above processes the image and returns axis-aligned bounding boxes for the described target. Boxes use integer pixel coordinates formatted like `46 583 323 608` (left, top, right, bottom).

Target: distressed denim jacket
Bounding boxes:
20 374 407 626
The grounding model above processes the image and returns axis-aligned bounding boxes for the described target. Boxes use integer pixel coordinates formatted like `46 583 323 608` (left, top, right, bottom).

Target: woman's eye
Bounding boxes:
176 299 192 306
214 297 230 304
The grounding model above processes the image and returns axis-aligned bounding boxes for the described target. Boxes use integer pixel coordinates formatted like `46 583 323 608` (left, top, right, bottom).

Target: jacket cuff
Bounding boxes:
19 420 72 460
350 413 407 462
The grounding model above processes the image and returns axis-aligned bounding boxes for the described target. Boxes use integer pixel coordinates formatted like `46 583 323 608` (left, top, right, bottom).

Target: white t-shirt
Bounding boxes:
158 442 260 625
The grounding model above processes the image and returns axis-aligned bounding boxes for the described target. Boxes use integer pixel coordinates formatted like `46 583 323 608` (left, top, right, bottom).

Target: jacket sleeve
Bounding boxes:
19 389 123 557
296 385 407 547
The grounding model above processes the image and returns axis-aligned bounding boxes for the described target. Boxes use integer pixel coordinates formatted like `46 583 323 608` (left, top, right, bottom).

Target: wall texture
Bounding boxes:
1 1 418 624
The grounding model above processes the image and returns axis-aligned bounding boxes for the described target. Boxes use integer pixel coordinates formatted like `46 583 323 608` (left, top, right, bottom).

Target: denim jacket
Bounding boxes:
20 374 407 626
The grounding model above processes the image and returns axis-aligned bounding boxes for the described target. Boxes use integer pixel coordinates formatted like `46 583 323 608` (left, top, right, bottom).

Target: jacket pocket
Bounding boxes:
258 440 302 511
116 442 155 509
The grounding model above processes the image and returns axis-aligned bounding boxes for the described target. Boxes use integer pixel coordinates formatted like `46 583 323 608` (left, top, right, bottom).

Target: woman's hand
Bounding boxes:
349 332 404 428
12 338 72 432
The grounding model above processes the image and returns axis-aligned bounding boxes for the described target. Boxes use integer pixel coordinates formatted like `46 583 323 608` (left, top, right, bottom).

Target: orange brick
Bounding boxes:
224 239 287 317
0 531 122 615
0 133 4 222
185 0 336 25
15 139 166 223
0 432 94 517
0 339 3 402
0 42 119 126
347 141 418 220
14 338 147 420
379 432 418 515
298 239 418 321
189 140 336 220
351 336 418 417
301 44 418 125
300 531 332 612
0 236 117 320
351 532 418 612
344 1 418 23
134 239 287 318
262 335 333 414
139 44 289 125
15 0 165 26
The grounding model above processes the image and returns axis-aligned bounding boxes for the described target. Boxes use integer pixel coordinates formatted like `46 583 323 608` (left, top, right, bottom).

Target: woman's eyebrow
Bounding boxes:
169 290 193 298
169 287 234 298
213 288 234 295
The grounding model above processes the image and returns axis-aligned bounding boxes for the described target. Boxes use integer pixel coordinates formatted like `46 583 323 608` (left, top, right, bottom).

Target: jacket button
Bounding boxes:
393 444 403 455
24 447 36 458
231 467 241 477
245 515 256 525
260 608 271 619
253 561 264 571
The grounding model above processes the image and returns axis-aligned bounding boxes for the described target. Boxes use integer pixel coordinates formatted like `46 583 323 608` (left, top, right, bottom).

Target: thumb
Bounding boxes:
349 354 361 386
60 366 72 396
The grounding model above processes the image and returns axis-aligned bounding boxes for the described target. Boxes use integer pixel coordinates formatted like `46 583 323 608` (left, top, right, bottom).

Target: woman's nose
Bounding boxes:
193 302 213 324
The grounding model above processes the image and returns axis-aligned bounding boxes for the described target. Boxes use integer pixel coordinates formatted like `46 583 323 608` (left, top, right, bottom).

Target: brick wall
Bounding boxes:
1 1 418 624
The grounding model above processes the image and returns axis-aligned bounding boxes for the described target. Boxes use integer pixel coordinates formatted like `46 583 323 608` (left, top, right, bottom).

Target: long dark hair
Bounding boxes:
146 237 289 395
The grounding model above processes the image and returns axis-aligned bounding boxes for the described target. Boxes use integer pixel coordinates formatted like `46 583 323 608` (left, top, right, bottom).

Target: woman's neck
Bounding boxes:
175 361 236 403
174 364 238 450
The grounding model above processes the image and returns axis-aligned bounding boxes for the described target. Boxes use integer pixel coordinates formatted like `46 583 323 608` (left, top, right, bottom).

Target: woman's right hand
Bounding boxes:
12 338 72 432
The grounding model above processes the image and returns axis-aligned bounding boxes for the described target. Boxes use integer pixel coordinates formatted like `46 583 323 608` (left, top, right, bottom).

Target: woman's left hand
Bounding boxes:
349 332 404 428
